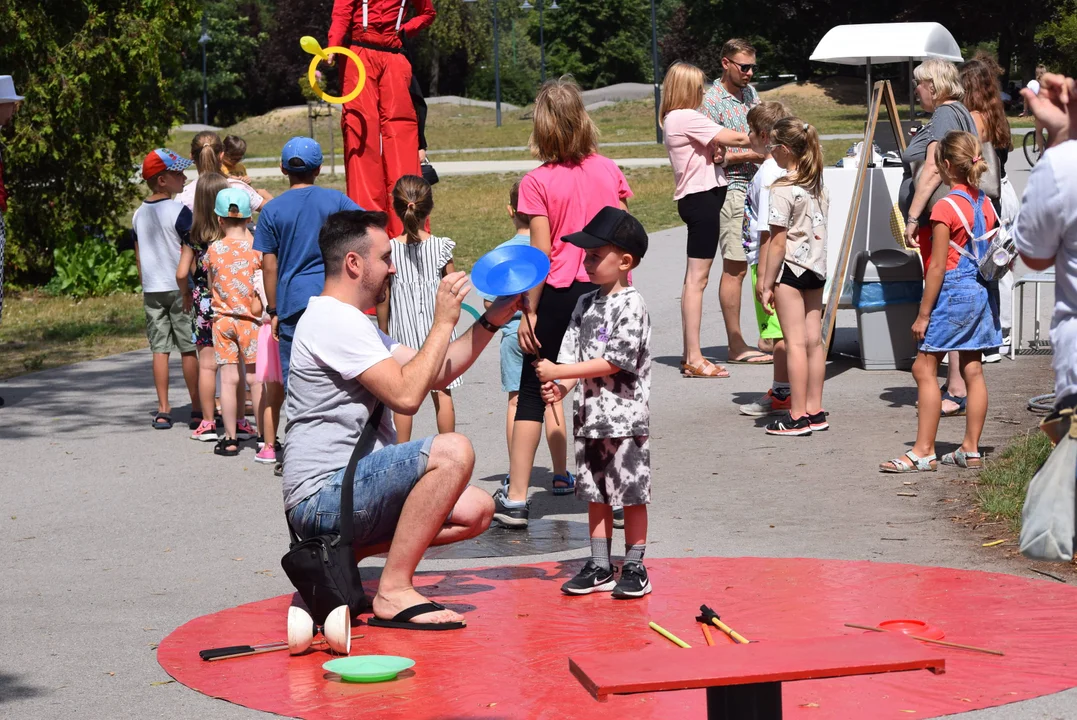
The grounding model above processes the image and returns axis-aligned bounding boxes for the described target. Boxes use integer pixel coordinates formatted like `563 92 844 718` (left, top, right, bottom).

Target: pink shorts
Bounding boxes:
255 323 283 384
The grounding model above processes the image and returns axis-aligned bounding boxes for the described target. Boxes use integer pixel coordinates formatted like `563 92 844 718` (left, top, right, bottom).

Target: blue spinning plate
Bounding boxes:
470 245 550 297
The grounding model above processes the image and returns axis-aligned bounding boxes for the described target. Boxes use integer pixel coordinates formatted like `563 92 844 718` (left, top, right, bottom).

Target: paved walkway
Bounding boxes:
3 154 1072 718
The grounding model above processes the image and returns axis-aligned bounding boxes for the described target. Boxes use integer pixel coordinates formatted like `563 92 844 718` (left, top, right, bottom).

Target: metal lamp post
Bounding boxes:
464 0 503 127
521 0 559 83
649 0 660 144
199 11 211 125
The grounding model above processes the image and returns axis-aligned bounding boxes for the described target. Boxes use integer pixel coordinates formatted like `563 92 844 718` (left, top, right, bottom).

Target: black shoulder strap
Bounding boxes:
286 402 386 545
339 402 385 546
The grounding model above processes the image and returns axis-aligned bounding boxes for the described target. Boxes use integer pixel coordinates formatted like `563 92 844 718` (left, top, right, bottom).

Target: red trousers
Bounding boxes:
341 45 420 239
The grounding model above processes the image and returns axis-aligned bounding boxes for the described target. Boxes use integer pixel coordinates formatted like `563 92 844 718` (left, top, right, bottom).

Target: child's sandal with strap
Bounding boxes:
940 449 982 469
879 450 937 473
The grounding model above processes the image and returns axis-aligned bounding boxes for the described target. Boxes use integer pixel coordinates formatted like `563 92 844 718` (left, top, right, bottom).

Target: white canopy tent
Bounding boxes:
809 22 963 118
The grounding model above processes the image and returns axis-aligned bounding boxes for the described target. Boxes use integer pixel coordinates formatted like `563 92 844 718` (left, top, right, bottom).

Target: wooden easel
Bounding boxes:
821 80 907 354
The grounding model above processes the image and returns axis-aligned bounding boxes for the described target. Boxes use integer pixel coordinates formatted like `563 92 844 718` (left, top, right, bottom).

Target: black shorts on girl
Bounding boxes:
677 186 727 260
779 263 826 290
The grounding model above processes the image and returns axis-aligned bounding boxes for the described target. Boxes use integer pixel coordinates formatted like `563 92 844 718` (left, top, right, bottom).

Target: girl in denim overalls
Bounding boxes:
881 131 1002 473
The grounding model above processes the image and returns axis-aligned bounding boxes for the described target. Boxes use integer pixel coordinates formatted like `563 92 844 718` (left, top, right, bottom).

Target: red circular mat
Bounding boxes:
158 557 1077 718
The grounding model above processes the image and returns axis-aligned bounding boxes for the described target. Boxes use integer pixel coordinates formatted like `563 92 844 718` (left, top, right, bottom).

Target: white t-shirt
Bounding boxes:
744 158 787 266
1013 140 1077 403
282 295 401 510
131 198 192 293
662 108 729 201
176 175 264 213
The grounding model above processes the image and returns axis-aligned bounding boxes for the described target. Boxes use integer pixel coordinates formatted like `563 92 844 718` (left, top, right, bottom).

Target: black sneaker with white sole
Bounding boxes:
612 561 652 599
492 488 530 528
765 412 812 436
561 560 616 595
808 410 829 431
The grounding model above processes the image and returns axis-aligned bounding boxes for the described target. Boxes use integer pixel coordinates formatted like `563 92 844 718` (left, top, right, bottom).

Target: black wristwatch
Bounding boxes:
477 314 502 333
266 306 277 318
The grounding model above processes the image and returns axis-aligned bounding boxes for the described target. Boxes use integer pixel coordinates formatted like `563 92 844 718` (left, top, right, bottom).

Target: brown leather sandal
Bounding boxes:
681 359 730 379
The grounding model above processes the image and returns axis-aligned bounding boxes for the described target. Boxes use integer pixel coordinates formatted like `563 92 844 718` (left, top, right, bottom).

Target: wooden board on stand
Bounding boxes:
821 80 907 354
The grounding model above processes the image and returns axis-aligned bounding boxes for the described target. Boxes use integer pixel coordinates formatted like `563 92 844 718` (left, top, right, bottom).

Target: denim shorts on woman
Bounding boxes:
287 437 434 548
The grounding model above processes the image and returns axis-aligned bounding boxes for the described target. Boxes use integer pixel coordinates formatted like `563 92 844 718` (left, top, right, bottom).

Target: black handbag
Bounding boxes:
421 158 439 186
280 403 385 625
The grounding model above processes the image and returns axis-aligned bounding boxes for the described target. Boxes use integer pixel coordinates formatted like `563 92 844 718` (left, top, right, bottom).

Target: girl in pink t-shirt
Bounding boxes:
660 62 751 379
495 77 632 527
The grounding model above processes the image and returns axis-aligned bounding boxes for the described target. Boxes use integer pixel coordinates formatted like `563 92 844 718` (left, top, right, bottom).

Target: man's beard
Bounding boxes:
364 271 390 304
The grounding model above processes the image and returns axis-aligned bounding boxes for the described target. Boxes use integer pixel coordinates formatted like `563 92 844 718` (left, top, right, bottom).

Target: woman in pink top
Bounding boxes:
661 62 751 378
493 77 632 528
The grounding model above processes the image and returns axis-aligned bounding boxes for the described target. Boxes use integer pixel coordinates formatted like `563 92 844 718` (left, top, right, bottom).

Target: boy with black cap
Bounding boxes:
535 206 653 598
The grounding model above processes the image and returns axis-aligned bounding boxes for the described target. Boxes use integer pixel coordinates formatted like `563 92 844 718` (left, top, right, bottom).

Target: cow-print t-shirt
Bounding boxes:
558 287 651 438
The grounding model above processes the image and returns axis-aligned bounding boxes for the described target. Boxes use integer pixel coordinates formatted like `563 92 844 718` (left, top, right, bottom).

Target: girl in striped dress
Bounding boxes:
377 174 459 442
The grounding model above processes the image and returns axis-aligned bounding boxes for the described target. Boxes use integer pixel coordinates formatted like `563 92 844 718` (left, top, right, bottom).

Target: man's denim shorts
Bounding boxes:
288 437 434 549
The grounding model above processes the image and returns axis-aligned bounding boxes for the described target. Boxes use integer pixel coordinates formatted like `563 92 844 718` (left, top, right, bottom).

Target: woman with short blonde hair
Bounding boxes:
659 61 751 378
913 59 965 104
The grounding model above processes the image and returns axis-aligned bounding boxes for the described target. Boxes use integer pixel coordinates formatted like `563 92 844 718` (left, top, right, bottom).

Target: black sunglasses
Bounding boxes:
731 61 757 73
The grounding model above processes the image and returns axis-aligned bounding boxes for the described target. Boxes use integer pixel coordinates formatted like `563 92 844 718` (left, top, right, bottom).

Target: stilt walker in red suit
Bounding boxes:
328 0 435 238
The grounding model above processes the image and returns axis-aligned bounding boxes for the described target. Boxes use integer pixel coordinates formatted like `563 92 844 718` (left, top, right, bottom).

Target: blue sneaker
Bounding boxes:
552 471 576 496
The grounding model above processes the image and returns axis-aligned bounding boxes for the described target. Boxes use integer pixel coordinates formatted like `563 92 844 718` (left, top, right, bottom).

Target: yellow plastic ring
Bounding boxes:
309 46 366 105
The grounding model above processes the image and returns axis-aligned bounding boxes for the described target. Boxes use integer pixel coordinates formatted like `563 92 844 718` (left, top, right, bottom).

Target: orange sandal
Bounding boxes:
681 359 730 379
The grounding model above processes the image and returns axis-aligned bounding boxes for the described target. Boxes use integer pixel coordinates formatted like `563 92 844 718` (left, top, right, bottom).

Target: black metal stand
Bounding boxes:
706 682 783 720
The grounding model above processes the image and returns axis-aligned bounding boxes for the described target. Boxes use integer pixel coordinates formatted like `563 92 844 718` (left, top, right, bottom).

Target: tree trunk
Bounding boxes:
998 28 1014 86
430 46 440 96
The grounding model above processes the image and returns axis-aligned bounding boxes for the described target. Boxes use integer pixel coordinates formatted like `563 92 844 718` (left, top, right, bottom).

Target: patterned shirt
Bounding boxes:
768 184 830 280
558 287 651 439
209 231 262 321
701 81 760 193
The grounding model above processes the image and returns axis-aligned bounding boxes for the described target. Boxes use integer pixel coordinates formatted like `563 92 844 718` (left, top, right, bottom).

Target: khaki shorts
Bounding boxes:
144 291 196 355
719 187 747 262
213 316 259 365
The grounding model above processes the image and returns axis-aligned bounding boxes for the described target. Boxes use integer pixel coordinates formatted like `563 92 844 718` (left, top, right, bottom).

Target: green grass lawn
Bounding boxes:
0 292 147 380
976 430 1054 533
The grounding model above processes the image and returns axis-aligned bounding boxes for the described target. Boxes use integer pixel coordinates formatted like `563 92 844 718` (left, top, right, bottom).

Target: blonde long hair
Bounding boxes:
935 131 988 189
391 174 434 245
659 62 706 125
191 173 229 246
770 118 824 197
190 131 224 176
529 76 599 165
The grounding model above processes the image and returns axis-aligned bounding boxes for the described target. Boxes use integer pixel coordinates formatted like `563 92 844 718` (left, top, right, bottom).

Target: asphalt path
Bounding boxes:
2 151 1072 719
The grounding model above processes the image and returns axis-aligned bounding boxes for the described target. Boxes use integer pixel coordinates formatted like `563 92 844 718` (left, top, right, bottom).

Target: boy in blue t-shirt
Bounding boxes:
479 181 572 491
253 137 361 387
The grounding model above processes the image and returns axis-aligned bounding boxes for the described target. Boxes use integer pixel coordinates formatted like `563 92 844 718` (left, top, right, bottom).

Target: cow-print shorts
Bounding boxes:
574 436 651 506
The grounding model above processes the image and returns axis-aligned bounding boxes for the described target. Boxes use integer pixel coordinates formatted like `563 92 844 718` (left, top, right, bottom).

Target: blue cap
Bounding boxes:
214 188 252 219
281 136 323 172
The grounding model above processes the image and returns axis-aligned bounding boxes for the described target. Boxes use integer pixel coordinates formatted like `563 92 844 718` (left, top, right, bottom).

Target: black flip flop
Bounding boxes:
366 601 465 631
152 412 173 430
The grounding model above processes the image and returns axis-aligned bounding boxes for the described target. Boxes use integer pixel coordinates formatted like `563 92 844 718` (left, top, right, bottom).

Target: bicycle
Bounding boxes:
1023 127 1047 166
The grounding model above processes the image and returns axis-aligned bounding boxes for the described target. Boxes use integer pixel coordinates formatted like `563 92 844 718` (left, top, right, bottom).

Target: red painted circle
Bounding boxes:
877 619 946 640
158 557 1077 719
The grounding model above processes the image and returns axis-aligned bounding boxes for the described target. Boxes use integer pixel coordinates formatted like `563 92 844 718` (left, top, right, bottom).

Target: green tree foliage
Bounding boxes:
46 234 141 298
0 0 199 285
1037 3 1077 78
542 0 652 87
250 0 337 116
178 1 269 126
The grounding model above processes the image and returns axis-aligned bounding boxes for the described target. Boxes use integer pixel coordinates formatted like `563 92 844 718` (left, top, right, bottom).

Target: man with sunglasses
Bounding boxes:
702 39 771 366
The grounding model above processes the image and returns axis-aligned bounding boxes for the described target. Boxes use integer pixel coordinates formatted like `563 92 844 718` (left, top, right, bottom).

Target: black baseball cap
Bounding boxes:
564 206 648 259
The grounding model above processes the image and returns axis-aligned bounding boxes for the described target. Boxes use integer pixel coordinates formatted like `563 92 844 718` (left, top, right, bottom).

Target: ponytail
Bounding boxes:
190 131 224 176
391 174 434 244
934 130 988 190
770 118 824 197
